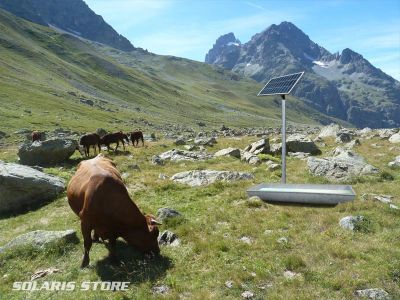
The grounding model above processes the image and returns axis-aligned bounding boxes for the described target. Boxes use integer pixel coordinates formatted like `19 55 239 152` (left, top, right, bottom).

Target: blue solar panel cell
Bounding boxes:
258 72 304 96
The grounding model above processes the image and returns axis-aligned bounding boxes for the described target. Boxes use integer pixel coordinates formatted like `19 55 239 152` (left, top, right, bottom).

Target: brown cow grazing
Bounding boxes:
31 131 42 142
130 131 144 147
79 133 101 157
67 154 161 268
101 131 128 151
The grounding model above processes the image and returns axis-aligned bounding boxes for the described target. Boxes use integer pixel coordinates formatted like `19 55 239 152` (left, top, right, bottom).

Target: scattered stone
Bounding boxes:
152 285 170 294
266 160 280 171
318 123 341 138
345 139 361 149
373 195 393 204
283 270 301 280
355 288 390 300
158 173 169 180
151 155 164 165
31 268 60 281
286 134 320 154
174 137 186 145
264 230 273 235
18 138 78 166
0 230 77 253
288 152 310 159
389 132 400 143
80 99 94 106
194 137 217 146
128 164 141 171
241 151 261 165
388 156 400 168
339 216 365 231
158 230 180 246
0 161 65 215
171 170 254 187
389 204 399 210
358 127 373 137
225 280 233 288
155 149 212 163
244 139 270 155
336 132 352 143
307 150 379 181
157 208 182 222
239 236 252 244
214 147 241 159
378 129 398 140
241 291 255 299
183 144 197 151
277 237 288 244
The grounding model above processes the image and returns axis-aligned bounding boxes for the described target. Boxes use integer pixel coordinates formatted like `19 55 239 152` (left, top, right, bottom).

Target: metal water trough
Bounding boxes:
248 183 356 205
246 72 356 205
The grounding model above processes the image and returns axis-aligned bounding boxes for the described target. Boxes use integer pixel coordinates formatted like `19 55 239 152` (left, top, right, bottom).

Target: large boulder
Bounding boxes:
214 147 241 159
286 134 320 154
18 138 78 166
318 123 341 138
171 170 254 187
0 161 65 215
307 150 379 181
388 155 400 168
244 139 270 155
0 230 77 253
389 132 400 143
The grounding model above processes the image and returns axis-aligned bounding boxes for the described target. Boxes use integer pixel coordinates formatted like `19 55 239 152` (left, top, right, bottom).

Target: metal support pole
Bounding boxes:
281 97 286 184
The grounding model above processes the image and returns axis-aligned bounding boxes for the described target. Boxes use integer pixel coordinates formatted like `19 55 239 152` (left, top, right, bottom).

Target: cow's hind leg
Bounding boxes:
80 221 93 268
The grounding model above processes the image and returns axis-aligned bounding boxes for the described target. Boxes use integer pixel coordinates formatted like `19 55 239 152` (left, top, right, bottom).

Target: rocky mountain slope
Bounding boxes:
0 0 134 51
205 22 400 128
0 8 345 138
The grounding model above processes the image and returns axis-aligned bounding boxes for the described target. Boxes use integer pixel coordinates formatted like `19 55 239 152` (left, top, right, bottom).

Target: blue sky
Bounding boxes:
84 0 400 80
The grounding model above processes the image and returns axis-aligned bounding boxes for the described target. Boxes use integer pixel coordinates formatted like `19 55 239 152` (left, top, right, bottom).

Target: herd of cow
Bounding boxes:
31 130 144 157
31 129 158 268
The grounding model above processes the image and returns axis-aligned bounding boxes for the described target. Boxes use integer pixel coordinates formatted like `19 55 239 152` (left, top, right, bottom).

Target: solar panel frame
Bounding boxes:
257 71 304 96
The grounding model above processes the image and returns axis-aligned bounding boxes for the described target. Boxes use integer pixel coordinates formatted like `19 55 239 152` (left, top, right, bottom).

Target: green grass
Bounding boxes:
0 136 399 299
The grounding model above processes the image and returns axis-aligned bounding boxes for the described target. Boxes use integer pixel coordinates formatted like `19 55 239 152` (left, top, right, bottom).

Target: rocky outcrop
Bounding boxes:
171 170 254 187
0 161 65 214
389 132 400 143
0 230 77 253
318 123 342 138
307 150 379 181
18 138 78 166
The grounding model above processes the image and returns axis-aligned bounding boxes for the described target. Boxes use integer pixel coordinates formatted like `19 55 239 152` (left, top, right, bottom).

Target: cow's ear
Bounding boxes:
150 218 162 226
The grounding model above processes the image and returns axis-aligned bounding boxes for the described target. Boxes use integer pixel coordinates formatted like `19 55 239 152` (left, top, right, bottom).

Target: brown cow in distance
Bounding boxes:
67 154 161 268
31 131 42 142
79 133 101 157
130 131 144 147
101 131 128 151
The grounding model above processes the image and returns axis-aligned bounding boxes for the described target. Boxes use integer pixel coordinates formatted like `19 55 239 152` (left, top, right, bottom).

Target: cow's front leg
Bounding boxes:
105 237 117 264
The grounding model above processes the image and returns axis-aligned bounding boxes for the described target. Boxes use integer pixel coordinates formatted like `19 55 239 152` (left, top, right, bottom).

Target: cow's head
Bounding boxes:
125 214 161 255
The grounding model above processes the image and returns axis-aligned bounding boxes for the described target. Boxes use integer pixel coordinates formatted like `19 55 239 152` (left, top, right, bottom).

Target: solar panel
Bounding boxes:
257 72 304 96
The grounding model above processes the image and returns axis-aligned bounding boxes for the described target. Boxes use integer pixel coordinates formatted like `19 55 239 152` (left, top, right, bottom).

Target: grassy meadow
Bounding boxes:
0 135 399 300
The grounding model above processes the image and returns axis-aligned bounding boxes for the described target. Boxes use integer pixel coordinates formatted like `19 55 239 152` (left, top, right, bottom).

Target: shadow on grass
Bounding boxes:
95 240 172 284
263 201 338 208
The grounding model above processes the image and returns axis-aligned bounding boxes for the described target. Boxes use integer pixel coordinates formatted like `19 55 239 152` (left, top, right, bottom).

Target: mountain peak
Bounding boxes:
339 48 363 64
205 32 241 67
0 0 135 51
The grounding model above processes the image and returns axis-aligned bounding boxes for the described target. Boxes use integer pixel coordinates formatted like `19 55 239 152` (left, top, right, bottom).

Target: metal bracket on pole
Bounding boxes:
281 94 286 184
